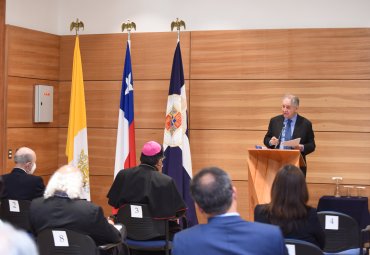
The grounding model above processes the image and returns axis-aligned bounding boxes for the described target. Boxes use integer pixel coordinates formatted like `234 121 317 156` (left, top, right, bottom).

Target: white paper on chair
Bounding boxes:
281 138 301 147
130 205 143 218
286 244 296 255
8 200 20 212
52 230 69 247
325 215 339 230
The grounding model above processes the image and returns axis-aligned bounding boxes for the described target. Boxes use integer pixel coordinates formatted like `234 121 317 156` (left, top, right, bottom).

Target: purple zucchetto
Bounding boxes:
141 141 162 156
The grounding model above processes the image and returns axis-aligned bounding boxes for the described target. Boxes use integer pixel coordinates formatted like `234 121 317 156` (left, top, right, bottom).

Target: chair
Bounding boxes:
285 239 324 255
362 225 370 255
317 211 361 255
116 203 177 255
36 228 99 255
0 199 31 231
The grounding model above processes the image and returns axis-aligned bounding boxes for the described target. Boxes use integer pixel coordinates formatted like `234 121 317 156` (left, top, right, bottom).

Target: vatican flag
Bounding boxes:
66 36 90 200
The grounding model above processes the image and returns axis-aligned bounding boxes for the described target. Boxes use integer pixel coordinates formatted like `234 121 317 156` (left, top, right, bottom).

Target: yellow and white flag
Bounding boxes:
66 36 90 200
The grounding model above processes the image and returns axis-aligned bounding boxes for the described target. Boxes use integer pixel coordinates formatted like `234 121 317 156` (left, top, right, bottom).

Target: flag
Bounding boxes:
163 42 198 226
66 36 90 200
114 41 136 178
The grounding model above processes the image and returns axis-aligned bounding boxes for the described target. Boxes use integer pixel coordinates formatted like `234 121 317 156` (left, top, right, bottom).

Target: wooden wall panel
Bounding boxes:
130 32 190 80
6 128 58 176
191 130 266 181
59 32 191 81
60 34 126 81
191 28 370 79
59 80 189 129
7 77 59 127
7 25 59 80
0 0 5 171
190 80 370 132
191 129 370 185
309 132 370 185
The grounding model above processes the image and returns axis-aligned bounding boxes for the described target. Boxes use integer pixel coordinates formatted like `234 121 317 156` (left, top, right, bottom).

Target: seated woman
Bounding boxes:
254 164 325 249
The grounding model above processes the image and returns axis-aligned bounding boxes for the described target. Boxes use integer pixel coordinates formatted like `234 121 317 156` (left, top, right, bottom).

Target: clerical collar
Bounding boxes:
54 191 69 198
140 164 158 171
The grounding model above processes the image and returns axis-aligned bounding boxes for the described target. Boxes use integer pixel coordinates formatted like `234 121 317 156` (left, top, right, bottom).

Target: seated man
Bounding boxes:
107 141 186 220
30 165 122 254
172 167 288 255
1 147 45 200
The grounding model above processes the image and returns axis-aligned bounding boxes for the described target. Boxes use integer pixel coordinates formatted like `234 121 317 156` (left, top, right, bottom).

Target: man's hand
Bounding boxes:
269 136 279 146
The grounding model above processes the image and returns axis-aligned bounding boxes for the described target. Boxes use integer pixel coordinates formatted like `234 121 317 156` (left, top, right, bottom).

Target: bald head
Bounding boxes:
190 167 233 215
14 147 36 174
44 165 83 199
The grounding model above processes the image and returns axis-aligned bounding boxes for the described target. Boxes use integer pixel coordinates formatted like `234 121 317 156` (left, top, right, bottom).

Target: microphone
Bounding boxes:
275 123 286 149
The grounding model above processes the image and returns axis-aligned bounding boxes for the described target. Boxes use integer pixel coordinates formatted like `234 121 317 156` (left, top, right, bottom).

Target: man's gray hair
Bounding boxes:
44 165 83 199
283 94 300 107
14 152 33 164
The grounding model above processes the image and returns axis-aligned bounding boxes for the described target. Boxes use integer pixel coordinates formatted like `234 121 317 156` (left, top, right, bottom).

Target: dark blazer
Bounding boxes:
30 196 121 246
172 215 288 255
1 168 45 200
254 204 325 249
264 114 315 174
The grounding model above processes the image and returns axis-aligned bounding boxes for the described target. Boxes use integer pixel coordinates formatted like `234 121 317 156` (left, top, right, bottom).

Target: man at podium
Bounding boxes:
263 94 315 176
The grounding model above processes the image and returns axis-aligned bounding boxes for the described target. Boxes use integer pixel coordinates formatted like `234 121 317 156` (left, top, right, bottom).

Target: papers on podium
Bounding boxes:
281 138 301 147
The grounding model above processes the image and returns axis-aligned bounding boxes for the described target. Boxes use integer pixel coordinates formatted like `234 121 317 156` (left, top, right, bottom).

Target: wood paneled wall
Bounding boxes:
4 26 370 222
4 26 60 183
0 0 5 170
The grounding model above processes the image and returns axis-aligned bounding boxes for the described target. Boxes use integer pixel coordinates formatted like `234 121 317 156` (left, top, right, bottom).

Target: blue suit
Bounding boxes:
173 215 288 255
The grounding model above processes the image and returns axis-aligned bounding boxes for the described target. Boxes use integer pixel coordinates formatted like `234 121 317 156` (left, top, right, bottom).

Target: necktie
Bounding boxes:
284 119 292 149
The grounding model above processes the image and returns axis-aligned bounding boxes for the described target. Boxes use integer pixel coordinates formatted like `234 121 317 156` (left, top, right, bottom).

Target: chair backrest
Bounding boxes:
285 239 324 255
0 199 31 231
116 203 168 241
317 211 360 253
362 225 370 255
36 228 99 255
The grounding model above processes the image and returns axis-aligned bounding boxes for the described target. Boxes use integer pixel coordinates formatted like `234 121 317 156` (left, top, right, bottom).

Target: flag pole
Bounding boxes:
171 18 186 42
70 18 84 35
122 19 137 42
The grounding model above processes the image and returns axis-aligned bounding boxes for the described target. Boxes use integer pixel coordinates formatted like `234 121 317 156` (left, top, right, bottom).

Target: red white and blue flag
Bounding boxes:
163 42 198 227
114 41 136 178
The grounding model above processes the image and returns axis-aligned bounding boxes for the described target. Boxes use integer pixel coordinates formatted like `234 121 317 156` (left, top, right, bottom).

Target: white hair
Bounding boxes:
0 222 38 255
44 165 83 199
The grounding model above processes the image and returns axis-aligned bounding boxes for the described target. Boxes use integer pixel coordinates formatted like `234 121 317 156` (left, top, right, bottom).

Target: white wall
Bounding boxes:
6 0 370 35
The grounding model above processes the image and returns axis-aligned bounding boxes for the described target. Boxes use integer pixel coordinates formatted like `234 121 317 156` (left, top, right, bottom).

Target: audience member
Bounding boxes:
254 164 325 249
30 165 122 254
1 147 45 200
107 141 186 219
0 221 38 255
172 167 288 255
0 176 38 255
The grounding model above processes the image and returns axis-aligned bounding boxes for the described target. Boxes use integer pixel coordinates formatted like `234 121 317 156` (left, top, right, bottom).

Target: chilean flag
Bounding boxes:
114 41 136 178
163 42 198 227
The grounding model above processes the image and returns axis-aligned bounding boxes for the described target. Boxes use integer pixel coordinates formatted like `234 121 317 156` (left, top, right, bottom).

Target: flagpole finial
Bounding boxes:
171 18 186 42
122 19 136 41
70 18 84 35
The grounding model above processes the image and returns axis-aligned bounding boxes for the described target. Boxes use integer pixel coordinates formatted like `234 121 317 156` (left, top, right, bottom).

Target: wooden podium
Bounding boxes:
247 149 306 220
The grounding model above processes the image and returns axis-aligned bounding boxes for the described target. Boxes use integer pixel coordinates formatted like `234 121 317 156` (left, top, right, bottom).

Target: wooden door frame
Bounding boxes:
0 0 6 173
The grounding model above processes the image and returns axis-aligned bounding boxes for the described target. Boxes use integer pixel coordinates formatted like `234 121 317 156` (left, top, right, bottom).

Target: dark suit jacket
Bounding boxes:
264 114 315 174
30 196 121 246
254 204 325 249
172 215 288 255
1 168 45 200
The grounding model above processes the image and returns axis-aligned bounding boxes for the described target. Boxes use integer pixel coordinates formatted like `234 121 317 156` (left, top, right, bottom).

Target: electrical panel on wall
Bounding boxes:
34 85 53 123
